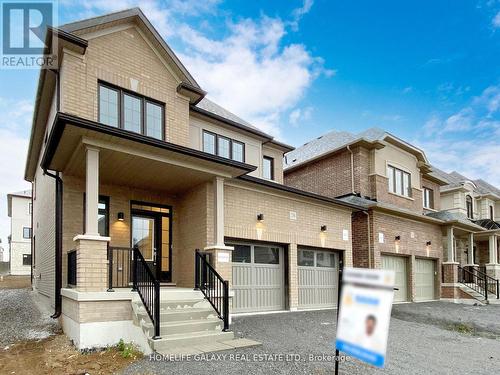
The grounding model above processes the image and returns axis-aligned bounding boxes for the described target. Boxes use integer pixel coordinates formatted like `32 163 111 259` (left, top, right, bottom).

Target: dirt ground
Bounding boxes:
0 275 31 289
0 334 142 375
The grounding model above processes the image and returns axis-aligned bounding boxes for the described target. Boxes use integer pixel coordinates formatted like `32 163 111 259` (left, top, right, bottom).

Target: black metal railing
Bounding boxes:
132 246 160 339
67 249 77 286
107 246 133 291
458 265 499 300
194 250 229 331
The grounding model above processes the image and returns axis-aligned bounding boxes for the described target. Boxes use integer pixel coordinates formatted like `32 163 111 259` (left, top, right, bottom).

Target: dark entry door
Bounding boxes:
131 202 172 282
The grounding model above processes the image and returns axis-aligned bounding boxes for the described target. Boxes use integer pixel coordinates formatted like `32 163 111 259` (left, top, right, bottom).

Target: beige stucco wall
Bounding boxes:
374 142 421 189
9 196 32 275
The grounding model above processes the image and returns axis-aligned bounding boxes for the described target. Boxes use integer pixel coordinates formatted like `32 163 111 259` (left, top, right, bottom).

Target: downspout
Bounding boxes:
45 67 63 319
346 145 355 194
30 188 34 286
44 170 63 319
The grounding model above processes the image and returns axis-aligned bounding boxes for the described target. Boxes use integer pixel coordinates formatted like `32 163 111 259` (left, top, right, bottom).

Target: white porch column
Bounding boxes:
488 235 498 265
467 232 475 265
214 176 225 246
85 146 100 236
447 227 455 263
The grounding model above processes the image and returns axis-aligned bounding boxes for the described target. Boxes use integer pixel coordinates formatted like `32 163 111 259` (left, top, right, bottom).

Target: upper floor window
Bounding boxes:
23 227 31 239
387 165 411 197
98 82 165 140
263 156 274 180
202 130 245 162
423 187 434 209
466 195 473 219
490 205 494 220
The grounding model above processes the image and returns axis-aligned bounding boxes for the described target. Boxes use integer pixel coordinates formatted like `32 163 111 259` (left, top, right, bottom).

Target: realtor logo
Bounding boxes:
1 0 58 69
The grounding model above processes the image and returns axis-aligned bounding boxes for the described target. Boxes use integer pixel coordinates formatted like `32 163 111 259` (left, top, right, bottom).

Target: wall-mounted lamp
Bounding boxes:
395 235 401 241
257 213 264 222
117 212 125 221
426 241 432 246
321 225 327 232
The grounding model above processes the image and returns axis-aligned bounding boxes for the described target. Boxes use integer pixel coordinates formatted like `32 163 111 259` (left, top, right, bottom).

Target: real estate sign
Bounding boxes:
335 268 395 368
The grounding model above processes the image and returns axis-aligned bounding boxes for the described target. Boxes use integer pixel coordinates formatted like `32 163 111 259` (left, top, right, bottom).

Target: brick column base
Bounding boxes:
442 262 458 284
74 234 110 292
203 245 234 286
288 243 298 310
486 264 500 280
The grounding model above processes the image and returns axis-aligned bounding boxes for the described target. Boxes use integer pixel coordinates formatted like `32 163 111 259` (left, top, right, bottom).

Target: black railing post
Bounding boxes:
223 280 229 331
485 274 488 301
131 247 137 292
497 279 499 299
194 250 200 290
153 281 161 339
107 246 114 292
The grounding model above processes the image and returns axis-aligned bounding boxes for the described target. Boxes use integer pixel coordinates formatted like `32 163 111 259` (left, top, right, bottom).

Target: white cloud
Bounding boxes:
493 11 500 28
417 84 500 187
68 0 327 140
289 106 313 127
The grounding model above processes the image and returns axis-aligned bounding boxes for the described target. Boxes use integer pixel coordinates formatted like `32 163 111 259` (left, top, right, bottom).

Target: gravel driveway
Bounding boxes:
124 302 500 375
0 288 60 347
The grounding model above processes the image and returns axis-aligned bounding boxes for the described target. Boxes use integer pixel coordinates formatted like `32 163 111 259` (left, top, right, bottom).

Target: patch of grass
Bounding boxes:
450 323 474 335
116 339 140 359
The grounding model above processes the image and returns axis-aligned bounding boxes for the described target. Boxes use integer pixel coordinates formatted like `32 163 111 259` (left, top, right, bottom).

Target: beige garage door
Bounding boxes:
415 258 436 301
381 255 408 302
297 248 338 309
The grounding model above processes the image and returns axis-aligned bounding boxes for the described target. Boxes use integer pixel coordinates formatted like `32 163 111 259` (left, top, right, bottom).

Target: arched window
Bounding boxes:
466 195 473 219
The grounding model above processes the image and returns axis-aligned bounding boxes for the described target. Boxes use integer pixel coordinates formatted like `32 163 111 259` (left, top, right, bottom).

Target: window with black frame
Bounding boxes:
98 82 165 141
202 130 246 162
263 156 274 180
466 195 473 219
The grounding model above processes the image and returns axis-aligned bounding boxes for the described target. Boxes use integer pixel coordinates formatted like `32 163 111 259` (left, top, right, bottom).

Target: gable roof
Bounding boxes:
434 167 500 199
59 7 200 89
284 127 429 171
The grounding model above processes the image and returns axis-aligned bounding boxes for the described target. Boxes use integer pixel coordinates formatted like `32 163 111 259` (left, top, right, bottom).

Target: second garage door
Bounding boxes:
297 248 339 309
381 255 408 302
231 243 285 313
415 258 436 301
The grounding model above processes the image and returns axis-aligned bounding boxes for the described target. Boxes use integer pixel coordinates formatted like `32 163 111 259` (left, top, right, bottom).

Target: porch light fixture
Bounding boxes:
321 225 327 232
257 213 264 222
395 235 401 241
426 241 432 246
117 212 125 221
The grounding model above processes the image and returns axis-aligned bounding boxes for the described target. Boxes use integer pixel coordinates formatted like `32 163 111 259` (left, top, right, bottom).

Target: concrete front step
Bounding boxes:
459 285 486 301
148 330 234 351
133 299 211 311
142 318 223 336
136 307 217 322
156 338 262 356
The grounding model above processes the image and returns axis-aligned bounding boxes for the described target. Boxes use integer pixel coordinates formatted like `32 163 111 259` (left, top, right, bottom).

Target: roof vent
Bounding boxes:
317 136 323 139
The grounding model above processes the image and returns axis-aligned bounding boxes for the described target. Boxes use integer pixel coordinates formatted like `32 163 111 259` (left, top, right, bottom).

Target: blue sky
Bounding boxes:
1 0 500 246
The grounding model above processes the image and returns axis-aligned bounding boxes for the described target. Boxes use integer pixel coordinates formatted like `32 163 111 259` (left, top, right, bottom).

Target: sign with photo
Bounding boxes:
335 268 395 368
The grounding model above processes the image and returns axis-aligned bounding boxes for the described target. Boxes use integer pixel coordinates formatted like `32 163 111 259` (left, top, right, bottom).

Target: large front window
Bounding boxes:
98 82 165 140
387 165 411 197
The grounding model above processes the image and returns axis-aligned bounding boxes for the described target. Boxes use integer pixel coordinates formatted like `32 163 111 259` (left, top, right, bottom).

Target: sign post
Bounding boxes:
334 267 395 371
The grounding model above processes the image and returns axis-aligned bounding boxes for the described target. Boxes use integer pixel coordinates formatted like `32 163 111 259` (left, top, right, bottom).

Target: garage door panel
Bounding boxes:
415 259 436 301
382 255 408 302
298 249 338 309
231 244 285 313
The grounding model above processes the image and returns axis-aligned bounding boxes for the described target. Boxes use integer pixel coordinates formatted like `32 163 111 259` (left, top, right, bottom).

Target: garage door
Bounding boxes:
415 258 436 301
381 255 408 302
297 248 338 309
231 243 285 313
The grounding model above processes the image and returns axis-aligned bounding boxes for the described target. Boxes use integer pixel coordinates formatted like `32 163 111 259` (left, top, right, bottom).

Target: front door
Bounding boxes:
131 202 172 282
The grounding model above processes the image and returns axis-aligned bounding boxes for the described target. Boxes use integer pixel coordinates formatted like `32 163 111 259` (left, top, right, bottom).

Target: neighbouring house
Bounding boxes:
7 190 32 276
24 8 362 353
427 169 500 301
285 128 453 303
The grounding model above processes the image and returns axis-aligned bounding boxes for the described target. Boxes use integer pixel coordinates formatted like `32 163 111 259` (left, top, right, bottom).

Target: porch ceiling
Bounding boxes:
42 113 257 192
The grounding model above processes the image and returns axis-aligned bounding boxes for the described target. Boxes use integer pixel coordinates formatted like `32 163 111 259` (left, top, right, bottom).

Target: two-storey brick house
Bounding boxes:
427 169 500 288
24 8 362 353
284 128 456 303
